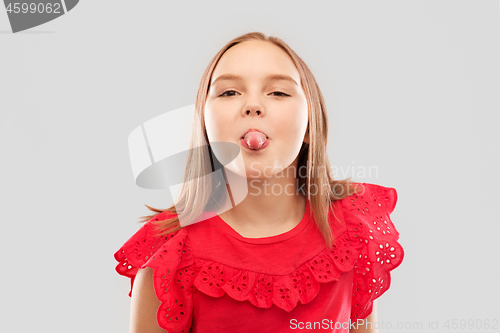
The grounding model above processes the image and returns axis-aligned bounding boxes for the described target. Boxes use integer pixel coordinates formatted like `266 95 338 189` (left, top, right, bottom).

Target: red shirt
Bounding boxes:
114 182 404 332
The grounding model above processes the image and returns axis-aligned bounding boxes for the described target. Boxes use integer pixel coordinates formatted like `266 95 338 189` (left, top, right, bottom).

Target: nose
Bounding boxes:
242 91 266 116
243 105 264 116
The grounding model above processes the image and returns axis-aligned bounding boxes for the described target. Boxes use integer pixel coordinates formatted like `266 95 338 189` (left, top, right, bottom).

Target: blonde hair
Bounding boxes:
140 31 362 249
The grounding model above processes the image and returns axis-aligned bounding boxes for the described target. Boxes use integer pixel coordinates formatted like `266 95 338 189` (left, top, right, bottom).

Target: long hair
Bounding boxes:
139 32 363 249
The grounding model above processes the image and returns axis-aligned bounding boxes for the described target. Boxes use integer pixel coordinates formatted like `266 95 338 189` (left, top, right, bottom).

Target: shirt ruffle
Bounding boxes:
114 212 194 332
114 183 403 331
192 229 362 313
342 183 404 321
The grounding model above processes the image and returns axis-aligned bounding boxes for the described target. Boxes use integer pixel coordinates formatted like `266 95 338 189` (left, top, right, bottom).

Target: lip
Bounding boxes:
240 128 269 140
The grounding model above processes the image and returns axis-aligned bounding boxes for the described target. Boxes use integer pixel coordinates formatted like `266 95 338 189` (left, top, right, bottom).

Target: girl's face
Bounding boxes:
205 40 309 179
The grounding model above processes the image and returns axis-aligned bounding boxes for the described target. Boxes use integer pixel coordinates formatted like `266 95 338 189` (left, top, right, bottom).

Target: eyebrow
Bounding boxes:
211 73 299 87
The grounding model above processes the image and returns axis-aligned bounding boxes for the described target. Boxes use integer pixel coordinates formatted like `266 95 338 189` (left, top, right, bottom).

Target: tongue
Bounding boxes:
244 131 267 149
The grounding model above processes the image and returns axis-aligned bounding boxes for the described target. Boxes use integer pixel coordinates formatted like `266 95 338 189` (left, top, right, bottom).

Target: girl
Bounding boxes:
114 32 404 333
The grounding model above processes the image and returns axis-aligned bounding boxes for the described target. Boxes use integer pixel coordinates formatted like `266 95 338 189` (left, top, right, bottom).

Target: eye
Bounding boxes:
219 90 239 97
270 91 290 97
218 90 290 97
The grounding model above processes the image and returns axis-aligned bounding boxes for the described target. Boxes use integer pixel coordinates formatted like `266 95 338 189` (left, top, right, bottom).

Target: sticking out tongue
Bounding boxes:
244 131 268 149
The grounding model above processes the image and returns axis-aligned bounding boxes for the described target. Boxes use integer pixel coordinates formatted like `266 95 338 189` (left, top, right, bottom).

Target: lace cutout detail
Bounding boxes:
343 183 404 320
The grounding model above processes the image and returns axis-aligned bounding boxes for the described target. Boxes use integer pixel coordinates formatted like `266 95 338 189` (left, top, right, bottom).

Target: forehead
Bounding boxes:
211 41 301 86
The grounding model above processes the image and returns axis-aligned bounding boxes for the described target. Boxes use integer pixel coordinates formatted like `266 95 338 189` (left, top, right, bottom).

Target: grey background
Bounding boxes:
1 1 499 332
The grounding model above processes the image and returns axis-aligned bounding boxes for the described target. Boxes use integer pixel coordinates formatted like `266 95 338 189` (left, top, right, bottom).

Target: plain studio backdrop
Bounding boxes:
1 1 499 332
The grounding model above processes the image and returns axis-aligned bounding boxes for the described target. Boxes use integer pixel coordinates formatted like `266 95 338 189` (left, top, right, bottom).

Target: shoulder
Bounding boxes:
113 210 190 293
328 182 398 237
340 182 400 242
340 182 398 215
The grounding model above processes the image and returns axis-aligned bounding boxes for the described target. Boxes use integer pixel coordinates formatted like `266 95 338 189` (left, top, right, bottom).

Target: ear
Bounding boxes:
303 127 310 144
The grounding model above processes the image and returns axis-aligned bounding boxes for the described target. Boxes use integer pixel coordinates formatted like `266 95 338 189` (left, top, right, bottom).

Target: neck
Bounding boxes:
218 165 307 238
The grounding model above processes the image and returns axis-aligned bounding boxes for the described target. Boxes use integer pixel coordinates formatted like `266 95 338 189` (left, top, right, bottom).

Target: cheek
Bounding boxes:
204 104 227 141
204 106 217 140
277 101 308 140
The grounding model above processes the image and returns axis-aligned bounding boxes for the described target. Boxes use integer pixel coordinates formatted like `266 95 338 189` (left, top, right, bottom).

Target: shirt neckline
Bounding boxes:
213 199 311 245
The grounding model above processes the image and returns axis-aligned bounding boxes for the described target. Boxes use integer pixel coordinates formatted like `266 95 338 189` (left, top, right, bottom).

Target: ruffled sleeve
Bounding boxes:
114 211 195 333
342 183 405 321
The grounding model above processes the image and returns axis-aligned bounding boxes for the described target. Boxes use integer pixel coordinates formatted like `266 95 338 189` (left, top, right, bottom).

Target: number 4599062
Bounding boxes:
444 319 498 330
6 2 62 14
